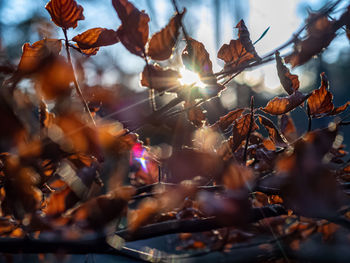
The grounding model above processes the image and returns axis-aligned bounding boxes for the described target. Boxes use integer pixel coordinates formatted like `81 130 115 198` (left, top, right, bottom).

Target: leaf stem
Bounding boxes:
243 96 254 163
63 28 95 126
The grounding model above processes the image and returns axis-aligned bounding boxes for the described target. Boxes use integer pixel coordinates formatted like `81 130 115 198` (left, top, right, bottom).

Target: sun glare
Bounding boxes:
179 67 206 89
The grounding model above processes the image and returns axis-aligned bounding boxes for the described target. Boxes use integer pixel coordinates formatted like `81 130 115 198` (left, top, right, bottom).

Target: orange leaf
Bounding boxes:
218 20 260 70
184 101 206 128
182 38 215 83
279 114 297 142
72 28 119 49
329 101 350 116
113 0 150 57
45 0 84 29
140 64 180 93
262 91 310 115
17 39 62 74
147 11 185 60
307 73 333 118
231 113 258 152
276 52 299 95
223 163 254 190
73 44 99 56
211 108 245 131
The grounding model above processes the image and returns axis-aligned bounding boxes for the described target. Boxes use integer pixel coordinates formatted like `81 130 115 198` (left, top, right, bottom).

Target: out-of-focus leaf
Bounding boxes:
222 163 254 190
210 108 245 131
285 14 336 67
17 39 62 74
113 0 150 57
276 52 299 95
147 11 185 60
128 198 160 232
72 28 119 49
262 91 310 115
231 113 258 152
140 64 180 93
45 0 84 29
218 20 260 70
184 101 206 128
258 114 288 147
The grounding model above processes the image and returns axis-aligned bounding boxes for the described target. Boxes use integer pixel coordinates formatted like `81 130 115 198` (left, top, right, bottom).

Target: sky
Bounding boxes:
1 0 348 94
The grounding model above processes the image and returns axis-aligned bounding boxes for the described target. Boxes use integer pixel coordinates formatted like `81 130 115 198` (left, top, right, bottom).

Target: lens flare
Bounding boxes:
179 67 206 89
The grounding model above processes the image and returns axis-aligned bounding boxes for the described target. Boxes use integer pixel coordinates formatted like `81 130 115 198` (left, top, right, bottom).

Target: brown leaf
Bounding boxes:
72 28 119 49
222 163 254 190
140 64 180 93
262 91 310 115
210 108 245 131
184 101 206 128
329 101 350 116
276 51 299 95
285 14 336 67
17 39 62 74
73 44 99 56
279 114 298 142
231 113 258 152
307 72 333 118
258 114 288 147
182 38 214 82
45 0 84 29
218 20 260 70
128 198 159 232
113 0 150 57
43 186 79 216
147 11 185 60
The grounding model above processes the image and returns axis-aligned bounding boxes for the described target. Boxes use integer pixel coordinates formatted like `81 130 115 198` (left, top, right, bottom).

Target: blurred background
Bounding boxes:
0 0 349 147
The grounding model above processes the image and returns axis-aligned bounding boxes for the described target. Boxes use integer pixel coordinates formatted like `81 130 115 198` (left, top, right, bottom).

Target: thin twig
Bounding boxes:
63 28 96 126
243 96 254 163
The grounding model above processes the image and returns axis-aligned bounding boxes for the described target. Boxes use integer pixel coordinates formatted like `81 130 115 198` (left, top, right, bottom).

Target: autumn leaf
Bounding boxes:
147 10 185 60
184 101 206 128
45 0 84 29
307 73 350 118
210 108 245 131
285 14 336 67
258 114 288 147
218 20 260 70
182 38 214 83
279 114 298 142
113 0 150 57
276 51 299 95
73 44 99 56
72 28 119 49
262 91 310 115
17 39 62 74
231 113 258 152
140 64 180 93
222 163 255 190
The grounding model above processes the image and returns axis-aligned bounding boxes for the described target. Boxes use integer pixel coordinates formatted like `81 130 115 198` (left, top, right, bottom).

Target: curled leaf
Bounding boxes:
262 91 310 115
211 108 245 131
72 28 119 49
45 0 84 29
276 51 299 95
258 114 288 147
231 113 258 152
140 64 180 93
279 114 297 142
147 10 185 60
113 0 150 57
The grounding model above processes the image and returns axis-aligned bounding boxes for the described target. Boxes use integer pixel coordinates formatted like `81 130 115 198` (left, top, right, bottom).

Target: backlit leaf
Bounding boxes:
231 113 258 152
113 0 150 57
258 114 288 147
147 11 185 60
45 0 84 29
276 51 299 95
184 101 206 128
262 91 310 115
72 28 119 49
279 114 298 142
211 108 245 131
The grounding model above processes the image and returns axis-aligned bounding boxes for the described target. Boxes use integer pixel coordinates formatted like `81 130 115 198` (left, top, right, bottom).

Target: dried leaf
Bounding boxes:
45 0 84 29
285 14 336 67
279 114 298 142
262 91 310 115
276 52 299 95
128 198 159 232
258 114 288 147
147 11 185 60
210 108 245 131
72 28 119 49
113 0 150 57
184 101 206 128
182 38 214 82
218 20 260 70
231 113 258 152
140 64 180 93
18 39 62 74
73 44 99 56
222 163 254 190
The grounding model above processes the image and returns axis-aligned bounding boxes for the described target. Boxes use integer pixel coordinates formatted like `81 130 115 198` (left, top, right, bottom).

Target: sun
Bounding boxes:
179 67 206 89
